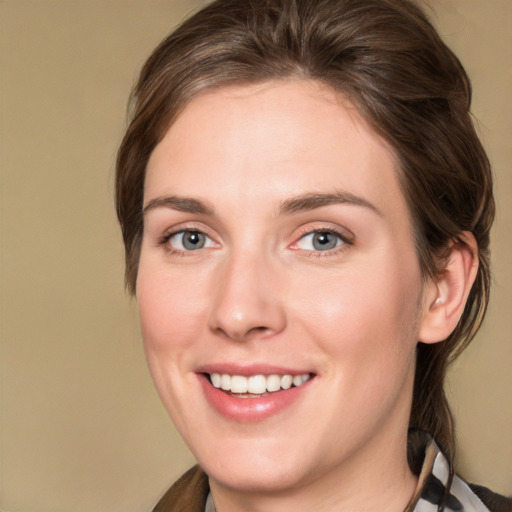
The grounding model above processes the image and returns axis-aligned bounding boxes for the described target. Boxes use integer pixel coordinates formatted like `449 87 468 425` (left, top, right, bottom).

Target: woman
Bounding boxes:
116 0 511 510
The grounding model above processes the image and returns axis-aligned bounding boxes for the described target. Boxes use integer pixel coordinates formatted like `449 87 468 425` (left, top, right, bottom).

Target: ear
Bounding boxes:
418 232 479 344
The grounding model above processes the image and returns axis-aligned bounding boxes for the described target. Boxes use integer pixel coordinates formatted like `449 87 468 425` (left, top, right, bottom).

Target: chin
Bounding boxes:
204 456 310 494
192 433 327 494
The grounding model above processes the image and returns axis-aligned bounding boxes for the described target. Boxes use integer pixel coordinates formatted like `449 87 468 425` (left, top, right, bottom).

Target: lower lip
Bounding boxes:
198 374 312 422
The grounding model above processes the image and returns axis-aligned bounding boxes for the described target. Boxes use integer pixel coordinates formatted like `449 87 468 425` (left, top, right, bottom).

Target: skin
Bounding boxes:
136 80 470 512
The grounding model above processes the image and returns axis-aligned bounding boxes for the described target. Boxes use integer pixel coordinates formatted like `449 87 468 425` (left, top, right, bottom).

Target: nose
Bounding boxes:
208 250 287 342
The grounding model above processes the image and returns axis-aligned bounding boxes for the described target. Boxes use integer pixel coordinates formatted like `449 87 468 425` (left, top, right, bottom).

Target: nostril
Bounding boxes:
251 326 268 333
246 325 272 338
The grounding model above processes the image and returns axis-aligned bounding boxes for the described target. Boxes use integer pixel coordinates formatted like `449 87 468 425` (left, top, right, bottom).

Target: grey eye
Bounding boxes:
182 231 206 250
296 231 344 251
169 230 213 251
311 232 339 250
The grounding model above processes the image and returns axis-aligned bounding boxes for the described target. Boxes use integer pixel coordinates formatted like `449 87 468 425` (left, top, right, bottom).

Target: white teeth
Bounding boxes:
281 374 293 390
209 372 311 394
266 374 281 392
292 375 303 387
220 374 231 391
210 373 222 388
248 375 266 394
230 375 248 393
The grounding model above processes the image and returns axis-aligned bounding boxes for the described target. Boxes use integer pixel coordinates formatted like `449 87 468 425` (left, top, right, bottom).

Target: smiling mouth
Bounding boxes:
207 372 312 397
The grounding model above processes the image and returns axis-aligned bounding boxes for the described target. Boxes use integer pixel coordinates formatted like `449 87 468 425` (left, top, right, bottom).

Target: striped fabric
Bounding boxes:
406 435 493 512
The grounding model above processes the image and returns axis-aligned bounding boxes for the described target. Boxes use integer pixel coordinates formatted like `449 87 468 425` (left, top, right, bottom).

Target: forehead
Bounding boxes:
145 80 408 224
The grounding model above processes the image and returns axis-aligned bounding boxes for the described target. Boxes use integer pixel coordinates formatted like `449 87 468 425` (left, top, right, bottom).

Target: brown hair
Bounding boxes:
116 0 494 463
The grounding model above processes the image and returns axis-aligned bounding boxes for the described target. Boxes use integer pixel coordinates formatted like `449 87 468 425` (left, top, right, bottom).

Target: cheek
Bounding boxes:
136 263 209 428
136 263 208 354
289 252 423 372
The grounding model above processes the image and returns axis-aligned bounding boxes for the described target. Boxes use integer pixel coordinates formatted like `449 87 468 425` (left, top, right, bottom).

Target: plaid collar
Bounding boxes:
406 433 491 512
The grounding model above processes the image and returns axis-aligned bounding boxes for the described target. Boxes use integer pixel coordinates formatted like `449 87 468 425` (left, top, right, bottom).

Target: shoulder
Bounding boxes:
151 465 209 512
467 482 512 512
408 430 511 512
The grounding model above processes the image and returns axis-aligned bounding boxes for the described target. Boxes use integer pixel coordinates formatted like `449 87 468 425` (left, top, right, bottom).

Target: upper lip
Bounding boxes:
196 363 315 377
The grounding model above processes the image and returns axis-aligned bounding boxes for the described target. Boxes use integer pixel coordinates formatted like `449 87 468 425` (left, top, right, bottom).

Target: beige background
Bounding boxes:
0 1 510 511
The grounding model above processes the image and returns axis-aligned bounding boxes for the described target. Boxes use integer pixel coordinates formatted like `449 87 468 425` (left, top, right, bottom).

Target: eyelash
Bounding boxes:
157 226 353 257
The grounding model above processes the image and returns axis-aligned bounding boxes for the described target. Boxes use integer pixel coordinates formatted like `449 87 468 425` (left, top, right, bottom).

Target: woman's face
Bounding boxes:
137 81 431 493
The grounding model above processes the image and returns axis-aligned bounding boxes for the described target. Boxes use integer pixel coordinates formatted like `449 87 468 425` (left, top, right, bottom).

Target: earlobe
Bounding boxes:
418 232 479 344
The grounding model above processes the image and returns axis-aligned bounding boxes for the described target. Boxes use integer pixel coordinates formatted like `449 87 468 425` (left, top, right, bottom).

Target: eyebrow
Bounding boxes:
142 190 382 218
279 191 382 217
143 196 214 216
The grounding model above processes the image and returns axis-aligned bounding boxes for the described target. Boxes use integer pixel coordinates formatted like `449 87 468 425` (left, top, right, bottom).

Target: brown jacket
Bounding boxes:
152 466 209 512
